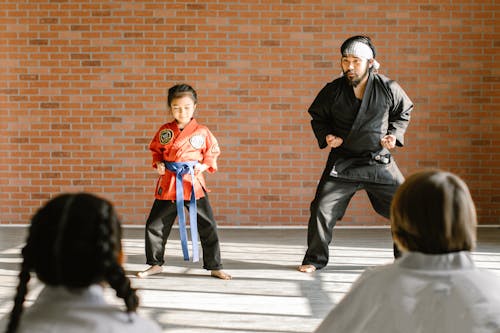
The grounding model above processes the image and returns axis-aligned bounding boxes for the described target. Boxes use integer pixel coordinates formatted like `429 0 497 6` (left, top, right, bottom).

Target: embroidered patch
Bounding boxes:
159 129 174 145
189 135 205 149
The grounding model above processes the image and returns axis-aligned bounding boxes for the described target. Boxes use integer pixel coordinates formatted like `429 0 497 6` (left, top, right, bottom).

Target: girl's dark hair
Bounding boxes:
6 193 139 333
167 83 198 107
340 35 376 58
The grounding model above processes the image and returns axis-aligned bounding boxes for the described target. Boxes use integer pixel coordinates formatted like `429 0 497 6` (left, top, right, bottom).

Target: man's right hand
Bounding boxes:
326 134 343 148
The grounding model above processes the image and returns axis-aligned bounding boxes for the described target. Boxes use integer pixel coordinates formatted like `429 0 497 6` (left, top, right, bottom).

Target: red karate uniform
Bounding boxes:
149 118 220 201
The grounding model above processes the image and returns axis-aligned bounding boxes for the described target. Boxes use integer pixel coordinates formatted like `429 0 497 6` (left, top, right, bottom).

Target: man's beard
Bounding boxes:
344 67 369 87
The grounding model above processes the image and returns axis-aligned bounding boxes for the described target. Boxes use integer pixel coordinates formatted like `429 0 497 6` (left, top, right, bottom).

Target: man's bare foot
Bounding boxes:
298 264 316 273
136 265 163 278
211 270 232 280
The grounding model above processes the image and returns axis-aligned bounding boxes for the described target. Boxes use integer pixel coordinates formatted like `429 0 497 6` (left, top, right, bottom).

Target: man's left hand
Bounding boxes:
381 135 396 149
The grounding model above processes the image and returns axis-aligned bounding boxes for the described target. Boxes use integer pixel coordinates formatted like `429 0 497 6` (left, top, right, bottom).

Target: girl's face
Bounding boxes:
169 95 196 129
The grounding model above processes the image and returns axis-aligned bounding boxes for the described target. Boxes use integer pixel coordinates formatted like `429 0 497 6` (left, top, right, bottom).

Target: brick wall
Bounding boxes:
1 0 499 226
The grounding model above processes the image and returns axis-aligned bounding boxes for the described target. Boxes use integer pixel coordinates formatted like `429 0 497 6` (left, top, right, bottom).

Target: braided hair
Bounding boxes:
6 193 139 333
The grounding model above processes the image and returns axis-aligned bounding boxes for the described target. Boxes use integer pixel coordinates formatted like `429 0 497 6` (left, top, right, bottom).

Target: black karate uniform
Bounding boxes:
302 72 413 270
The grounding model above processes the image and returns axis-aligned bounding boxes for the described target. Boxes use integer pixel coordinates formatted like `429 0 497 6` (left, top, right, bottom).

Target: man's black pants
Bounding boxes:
302 177 401 269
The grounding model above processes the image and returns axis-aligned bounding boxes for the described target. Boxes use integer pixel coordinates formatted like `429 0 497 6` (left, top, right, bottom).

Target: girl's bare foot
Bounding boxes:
297 264 316 273
137 265 163 278
211 270 232 280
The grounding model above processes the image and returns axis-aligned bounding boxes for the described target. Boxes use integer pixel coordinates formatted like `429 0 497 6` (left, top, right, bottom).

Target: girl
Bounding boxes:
137 84 230 280
6 193 161 333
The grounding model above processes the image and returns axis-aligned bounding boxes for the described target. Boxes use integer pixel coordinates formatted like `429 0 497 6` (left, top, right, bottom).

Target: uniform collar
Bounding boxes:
397 251 475 271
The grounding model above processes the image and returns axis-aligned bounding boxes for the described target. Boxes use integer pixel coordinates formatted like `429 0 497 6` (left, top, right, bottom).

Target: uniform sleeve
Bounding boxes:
201 128 221 173
148 128 164 168
308 83 336 149
387 81 413 147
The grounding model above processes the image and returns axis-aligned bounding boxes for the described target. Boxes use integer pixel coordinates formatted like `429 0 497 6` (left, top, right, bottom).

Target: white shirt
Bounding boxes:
315 251 500 333
18 284 162 333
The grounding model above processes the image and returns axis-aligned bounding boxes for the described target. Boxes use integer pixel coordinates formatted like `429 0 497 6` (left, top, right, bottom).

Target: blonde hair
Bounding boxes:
391 170 477 254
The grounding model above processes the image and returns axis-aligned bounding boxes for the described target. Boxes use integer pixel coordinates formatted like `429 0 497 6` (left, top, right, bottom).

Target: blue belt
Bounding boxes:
164 161 199 262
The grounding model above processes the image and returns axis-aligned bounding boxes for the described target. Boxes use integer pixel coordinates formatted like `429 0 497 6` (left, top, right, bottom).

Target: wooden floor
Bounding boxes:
0 226 499 333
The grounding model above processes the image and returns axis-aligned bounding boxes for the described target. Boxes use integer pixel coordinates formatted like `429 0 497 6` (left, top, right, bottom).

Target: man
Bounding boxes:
298 35 413 273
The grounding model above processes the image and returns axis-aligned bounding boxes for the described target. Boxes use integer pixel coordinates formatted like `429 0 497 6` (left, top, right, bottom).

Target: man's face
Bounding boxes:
341 55 372 87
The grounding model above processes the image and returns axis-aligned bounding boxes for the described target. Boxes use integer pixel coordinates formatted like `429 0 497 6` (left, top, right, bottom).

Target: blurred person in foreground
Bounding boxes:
5 193 162 333
314 170 500 333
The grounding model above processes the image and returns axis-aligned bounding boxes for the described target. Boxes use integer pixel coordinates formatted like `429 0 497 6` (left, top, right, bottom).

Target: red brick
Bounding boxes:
1 0 498 226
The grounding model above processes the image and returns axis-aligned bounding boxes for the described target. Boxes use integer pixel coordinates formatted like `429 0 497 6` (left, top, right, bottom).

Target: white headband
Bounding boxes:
342 41 380 69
